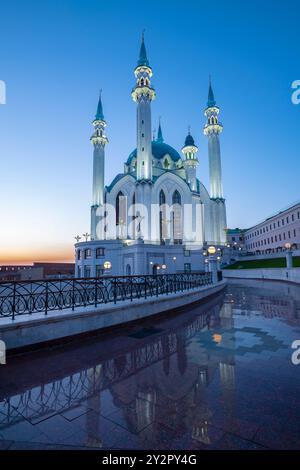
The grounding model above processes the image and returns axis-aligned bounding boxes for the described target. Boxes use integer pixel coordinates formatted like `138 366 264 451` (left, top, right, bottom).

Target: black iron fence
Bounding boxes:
0 272 213 320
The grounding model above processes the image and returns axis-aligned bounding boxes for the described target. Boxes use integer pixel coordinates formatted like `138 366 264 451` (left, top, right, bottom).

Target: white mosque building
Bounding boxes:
75 37 227 277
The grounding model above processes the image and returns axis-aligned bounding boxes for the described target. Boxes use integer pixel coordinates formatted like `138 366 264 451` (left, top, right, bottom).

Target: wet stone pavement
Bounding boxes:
0 278 300 450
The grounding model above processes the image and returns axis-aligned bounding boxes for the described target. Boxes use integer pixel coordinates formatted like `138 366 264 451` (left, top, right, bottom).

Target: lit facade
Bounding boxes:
244 201 300 253
75 37 227 277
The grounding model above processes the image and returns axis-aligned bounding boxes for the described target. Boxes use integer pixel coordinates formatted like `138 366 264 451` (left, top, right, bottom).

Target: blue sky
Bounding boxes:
0 0 299 262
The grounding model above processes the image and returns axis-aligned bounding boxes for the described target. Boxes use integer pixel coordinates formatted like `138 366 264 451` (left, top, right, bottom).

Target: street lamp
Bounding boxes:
207 246 216 255
103 261 112 270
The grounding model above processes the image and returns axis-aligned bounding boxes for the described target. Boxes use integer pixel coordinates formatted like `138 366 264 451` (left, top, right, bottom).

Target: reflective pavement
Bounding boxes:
0 279 300 450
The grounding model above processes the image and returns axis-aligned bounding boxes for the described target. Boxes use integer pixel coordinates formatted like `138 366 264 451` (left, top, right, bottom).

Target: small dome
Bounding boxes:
127 141 181 166
184 133 195 147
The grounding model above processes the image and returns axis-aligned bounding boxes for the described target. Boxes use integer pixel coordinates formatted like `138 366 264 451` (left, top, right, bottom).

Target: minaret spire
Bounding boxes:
156 117 164 143
95 89 104 121
137 29 149 67
90 91 108 240
207 75 216 108
132 33 155 181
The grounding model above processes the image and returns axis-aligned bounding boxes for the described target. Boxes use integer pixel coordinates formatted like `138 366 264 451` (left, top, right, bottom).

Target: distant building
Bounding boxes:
0 265 31 282
0 263 75 282
226 228 245 250
244 201 300 254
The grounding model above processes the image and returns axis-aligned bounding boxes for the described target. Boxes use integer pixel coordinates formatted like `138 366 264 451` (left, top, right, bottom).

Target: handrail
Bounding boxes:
0 272 214 320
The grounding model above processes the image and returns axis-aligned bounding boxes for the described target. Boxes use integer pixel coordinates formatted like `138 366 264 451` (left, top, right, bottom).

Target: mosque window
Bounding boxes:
164 158 170 169
172 190 182 243
116 191 126 226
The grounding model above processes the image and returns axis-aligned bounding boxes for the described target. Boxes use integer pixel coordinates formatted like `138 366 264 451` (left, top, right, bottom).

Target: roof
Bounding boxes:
126 141 181 166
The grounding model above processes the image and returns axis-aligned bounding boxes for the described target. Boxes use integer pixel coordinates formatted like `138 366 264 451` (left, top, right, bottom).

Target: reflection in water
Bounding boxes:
1 280 300 449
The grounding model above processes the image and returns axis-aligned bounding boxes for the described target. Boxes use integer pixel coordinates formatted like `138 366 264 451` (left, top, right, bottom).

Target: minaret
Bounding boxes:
90 92 108 240
203 80 227 244
131 33 155 181
182 130 198 192
203 80 224 199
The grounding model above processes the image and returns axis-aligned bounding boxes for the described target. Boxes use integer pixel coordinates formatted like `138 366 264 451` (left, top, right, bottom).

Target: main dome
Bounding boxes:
126 141 181 166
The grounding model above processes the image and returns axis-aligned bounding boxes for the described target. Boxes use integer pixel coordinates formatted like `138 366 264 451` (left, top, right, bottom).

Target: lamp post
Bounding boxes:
103 261 112 275
284 243 293 269
207 245 218 283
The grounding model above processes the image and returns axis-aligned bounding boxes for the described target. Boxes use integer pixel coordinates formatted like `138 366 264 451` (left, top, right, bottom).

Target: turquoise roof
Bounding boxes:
137 35 149 67
207 81 216 108
95 92 104 120
126 141 181 166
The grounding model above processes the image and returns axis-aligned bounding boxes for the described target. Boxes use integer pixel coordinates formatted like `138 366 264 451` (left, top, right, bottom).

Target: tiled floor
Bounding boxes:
1 279 300 450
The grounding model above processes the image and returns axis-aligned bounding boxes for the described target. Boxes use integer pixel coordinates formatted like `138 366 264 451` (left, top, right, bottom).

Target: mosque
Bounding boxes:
75 36 227 277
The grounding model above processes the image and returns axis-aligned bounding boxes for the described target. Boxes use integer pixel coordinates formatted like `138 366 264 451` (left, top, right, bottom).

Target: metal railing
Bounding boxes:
0 272 213 320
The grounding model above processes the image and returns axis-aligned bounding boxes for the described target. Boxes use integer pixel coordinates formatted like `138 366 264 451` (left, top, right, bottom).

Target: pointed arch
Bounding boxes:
172 190 182 244
116 191 124 226
159 189 166 243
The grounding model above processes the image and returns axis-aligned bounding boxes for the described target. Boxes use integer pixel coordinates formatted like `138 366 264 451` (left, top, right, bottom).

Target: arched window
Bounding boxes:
159 190 166 243
172 190 182 244
164 158 170 169
132 192 136 238
116 191 125 226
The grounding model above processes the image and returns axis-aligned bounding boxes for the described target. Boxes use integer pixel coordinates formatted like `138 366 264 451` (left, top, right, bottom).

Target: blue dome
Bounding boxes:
127 141 181 165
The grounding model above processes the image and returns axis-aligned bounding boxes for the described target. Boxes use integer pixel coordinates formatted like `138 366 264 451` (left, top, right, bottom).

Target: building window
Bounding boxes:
172 190 182 243
184 250 190 257
184 263 191 273
294 229 296 237
96 248 105 258
271 236 273 243
141 133 144 137
279 234 281 241
286 216 289 223
159 189 166 242
96 265 104 277
292 214 294 221
275 236 277 242
283 232 286 240
278 221 280 227
84 248 91 259
116 191 126 226
282 219 284 225
77 250 81 260
84 266 91 278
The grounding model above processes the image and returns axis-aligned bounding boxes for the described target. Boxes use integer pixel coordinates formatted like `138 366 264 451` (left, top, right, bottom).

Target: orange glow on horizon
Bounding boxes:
0 244 74 265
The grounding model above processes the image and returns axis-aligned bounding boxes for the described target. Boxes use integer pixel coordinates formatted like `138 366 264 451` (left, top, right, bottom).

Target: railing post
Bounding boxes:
12 283 16 321
113 279 117 304
45 280 48 316
130 277 133 301
144 276 147 299
72 279 75 311
94 277 98 308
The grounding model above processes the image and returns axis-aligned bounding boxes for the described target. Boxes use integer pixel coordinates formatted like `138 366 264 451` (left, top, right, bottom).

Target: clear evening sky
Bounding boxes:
0 0 299 264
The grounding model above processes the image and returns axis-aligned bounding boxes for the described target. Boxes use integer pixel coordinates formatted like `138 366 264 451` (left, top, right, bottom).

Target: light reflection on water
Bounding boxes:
0 279 300 450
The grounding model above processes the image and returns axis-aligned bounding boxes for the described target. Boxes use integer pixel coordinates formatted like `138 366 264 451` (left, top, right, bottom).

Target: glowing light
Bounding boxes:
103 261 112 269
161 264 167 269
213 334 222 344
207 246 216 255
